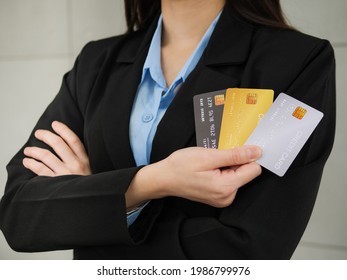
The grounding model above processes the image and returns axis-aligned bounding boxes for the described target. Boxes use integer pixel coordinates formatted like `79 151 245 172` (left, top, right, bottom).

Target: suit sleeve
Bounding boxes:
177 40 335 259
0 43 140 252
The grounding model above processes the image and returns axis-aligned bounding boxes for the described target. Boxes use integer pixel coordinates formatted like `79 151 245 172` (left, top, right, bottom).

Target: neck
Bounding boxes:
161 0 225 47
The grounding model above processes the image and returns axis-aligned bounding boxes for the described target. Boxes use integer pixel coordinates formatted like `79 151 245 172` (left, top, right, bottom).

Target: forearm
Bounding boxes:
0 165 140 252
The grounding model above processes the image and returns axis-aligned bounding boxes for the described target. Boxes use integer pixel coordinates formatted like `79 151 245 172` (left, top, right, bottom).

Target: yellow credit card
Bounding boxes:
218 88 274 149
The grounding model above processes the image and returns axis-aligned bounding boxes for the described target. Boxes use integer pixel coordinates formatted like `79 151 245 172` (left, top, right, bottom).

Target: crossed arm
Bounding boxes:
22 121 262 210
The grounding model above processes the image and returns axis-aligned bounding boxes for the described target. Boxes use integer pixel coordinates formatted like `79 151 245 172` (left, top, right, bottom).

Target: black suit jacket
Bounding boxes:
0 7 335 259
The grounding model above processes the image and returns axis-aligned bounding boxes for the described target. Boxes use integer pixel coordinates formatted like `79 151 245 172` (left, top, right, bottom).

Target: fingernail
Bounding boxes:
247 146 262 160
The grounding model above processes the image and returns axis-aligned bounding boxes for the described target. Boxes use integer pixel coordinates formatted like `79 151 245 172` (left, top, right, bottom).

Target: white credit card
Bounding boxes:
245 93 324 177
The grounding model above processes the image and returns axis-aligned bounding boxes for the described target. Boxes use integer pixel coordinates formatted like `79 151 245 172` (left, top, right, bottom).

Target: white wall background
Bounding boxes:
0 0 346 260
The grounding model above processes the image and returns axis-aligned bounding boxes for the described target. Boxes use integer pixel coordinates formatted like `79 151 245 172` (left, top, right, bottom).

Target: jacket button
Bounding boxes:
142 113 154 123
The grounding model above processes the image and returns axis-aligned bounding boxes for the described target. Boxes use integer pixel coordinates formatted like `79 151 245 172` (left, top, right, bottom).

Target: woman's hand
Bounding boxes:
126 146 262 209
23 121 91 176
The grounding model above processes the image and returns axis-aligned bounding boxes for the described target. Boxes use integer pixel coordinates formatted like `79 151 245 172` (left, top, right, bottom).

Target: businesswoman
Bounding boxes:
0 0 335 259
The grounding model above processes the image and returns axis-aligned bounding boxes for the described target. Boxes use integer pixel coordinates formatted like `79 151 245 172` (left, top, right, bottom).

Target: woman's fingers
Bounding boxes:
22 121 91 177
222 161 262 188
22 157 55 176
169 146 262 172
34 129 76 164
197 145 262 170
23 146 67 174
51 121 89 162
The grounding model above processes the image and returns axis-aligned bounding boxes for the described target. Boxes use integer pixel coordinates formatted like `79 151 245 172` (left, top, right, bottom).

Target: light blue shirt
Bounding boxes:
127 13 221 226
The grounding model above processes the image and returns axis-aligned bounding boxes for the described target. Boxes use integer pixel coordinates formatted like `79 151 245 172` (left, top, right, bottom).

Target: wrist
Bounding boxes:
125 161 168 209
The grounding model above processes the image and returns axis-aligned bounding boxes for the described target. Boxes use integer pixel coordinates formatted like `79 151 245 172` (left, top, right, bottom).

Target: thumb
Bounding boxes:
202 146 262 170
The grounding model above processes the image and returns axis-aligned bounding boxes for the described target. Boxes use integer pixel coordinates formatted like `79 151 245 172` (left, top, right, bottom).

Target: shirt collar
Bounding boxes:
142 15 166 88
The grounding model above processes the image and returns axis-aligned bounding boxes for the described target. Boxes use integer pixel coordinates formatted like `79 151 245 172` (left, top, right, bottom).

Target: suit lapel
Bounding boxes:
101 21 158 169
150 8 254 162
